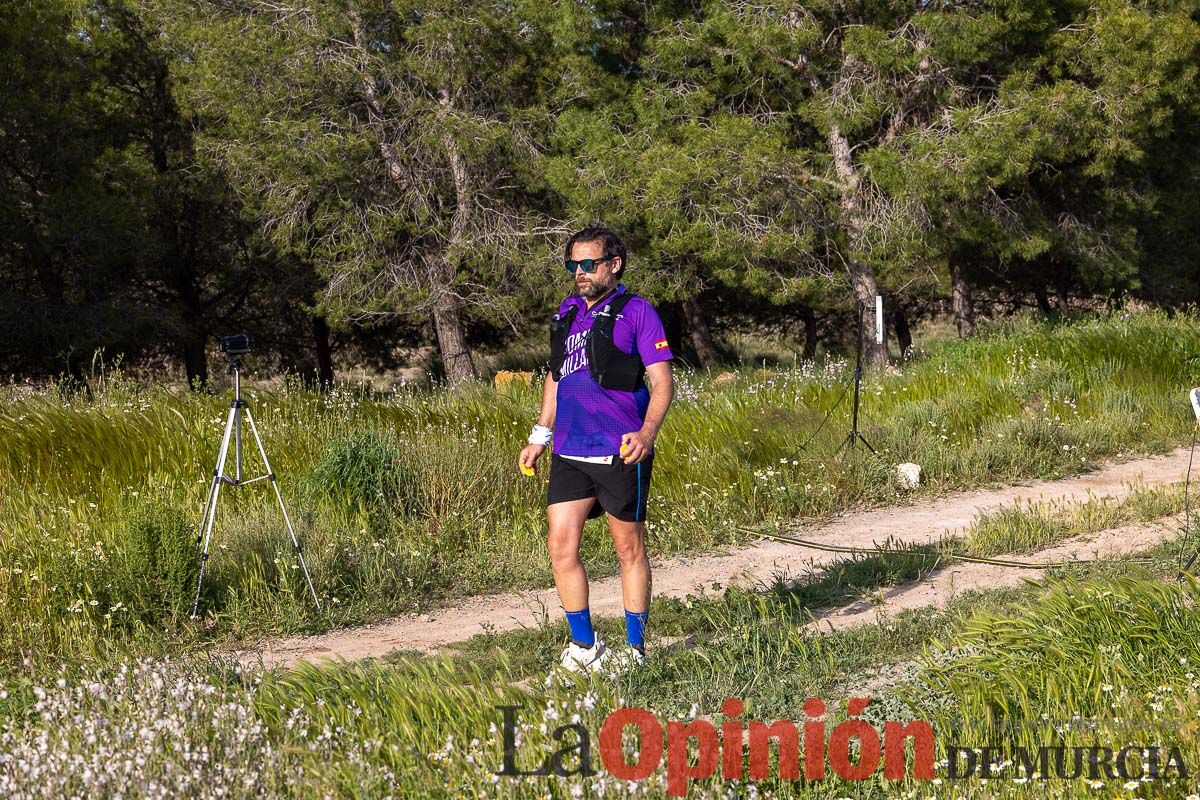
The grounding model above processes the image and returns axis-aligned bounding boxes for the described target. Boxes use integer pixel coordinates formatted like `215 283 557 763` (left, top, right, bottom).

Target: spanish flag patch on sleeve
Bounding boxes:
654 339 669 350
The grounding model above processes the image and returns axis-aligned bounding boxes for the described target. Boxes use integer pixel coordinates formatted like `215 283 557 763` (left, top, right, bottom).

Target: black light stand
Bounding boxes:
786 299 882 463
835 301 878 456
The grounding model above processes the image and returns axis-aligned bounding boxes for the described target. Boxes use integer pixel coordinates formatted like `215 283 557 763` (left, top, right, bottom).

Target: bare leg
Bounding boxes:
607 516 650 613
547 497 597 611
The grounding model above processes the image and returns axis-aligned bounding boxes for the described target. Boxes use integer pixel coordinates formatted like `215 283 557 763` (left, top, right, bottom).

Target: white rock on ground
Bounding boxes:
896 462 922 490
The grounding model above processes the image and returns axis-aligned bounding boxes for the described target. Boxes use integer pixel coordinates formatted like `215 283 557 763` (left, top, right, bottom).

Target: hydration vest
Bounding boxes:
548 291 646 391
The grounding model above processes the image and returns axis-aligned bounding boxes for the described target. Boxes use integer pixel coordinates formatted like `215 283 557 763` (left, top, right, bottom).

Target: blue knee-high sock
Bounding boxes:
625 609 649 652
564 607 595 648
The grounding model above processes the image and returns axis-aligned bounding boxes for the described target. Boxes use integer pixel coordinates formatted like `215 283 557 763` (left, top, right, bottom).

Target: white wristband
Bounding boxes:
528 424 553 446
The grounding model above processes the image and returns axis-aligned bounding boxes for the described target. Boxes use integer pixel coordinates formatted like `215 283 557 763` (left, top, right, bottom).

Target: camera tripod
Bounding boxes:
190 355 320 618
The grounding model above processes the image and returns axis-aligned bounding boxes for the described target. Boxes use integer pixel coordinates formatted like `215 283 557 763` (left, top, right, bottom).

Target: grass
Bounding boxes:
964 482 1186 556
905 567 1200 797
0 310 1197 671
3 310 1200 797
398 483 1190 672
422 480 1190 691
4 497 1197 797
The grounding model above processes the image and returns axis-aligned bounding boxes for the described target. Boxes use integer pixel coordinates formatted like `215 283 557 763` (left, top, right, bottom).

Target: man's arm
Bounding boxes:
519 372 558 472
620 361 673 464
537 371 558 429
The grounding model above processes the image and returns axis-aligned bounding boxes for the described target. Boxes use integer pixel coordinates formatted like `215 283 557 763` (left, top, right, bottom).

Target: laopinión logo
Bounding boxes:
494 697 1189 796
497 697 934 796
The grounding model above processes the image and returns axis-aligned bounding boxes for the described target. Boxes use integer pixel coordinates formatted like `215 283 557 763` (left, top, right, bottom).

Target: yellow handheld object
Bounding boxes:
520 463 535 477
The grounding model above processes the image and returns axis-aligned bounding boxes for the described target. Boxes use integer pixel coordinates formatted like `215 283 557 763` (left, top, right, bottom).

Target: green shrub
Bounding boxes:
122 499 197 620
304 430 409 515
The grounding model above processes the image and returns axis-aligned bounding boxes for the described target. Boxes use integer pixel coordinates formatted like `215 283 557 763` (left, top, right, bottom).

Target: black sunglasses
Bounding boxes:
565 257 613 274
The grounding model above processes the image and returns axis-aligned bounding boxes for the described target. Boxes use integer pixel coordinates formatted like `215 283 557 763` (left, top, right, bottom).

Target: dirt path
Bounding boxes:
236 448 1193 670
804 513 1184 633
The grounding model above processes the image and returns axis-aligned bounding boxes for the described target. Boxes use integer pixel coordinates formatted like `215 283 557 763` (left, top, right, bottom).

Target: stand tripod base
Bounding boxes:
190 373 320 619
835 430 878 456
834 301 880 459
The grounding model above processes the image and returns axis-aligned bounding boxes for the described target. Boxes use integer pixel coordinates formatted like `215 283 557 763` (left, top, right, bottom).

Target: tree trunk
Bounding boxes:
350 9 478 389
312 314 334 390
1034 285 1054 317
799 304 818 360
848 263 888 366
433 87 480 388
682 296 720 369
351 9 411 194
183 335 208 391
1055 275 1071 313
893 304 913 358
431 288 476 386
951 261 975 338
828 124 888 366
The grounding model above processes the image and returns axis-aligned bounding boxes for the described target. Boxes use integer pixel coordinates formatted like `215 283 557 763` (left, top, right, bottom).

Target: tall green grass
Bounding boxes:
964 482 1185 556
905 574 1200 797
6 541 1189 797
0 311 1197 668
3 491 1198 797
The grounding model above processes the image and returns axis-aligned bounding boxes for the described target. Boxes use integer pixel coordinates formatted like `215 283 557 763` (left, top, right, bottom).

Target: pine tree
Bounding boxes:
152 0 565 387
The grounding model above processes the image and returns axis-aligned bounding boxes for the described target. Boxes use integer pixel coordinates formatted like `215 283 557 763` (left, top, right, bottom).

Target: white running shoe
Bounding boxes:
559 638 608 673
599 645 647 675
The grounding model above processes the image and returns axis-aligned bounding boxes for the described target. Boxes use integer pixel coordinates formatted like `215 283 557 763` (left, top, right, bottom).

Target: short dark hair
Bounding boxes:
564 225 628 274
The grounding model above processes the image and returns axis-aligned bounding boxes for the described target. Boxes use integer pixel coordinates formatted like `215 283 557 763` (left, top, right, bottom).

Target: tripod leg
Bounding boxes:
193 474 221 562
191 406 237 619
244 407 322 610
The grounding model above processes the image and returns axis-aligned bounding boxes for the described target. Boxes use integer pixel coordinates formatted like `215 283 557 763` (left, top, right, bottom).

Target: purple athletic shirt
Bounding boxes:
553 284 674 457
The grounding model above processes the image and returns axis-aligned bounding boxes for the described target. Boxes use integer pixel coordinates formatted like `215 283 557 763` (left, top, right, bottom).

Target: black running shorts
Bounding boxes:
547 453 654 522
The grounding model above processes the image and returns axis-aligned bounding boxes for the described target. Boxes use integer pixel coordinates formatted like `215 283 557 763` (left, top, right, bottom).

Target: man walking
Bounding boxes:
518 225 675 672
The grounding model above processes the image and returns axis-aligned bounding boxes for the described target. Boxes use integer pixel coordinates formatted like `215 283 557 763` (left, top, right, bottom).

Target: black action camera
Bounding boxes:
219 334 251 356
